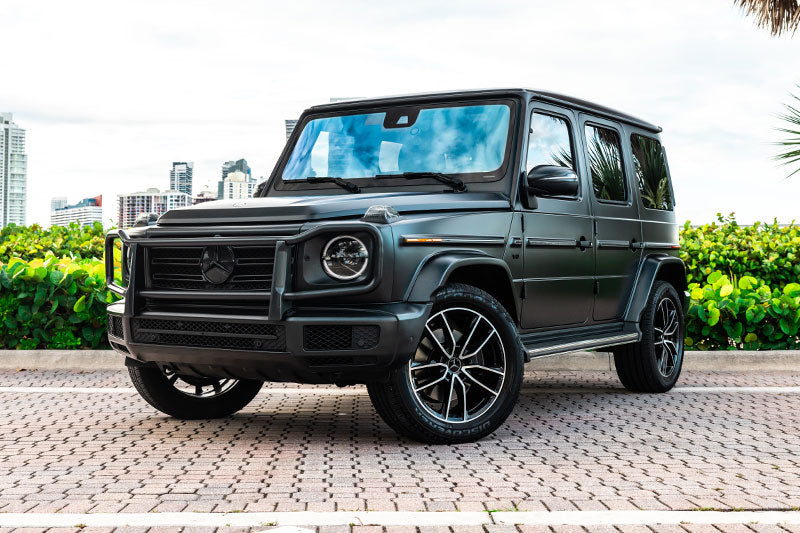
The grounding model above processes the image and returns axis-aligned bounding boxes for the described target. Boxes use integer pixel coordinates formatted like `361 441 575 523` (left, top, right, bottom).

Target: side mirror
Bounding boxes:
527 165 579 198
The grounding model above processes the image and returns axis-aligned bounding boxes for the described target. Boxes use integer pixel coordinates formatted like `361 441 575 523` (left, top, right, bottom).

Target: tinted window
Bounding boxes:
631 134 672 210
527 113 575 173
585 124 627 203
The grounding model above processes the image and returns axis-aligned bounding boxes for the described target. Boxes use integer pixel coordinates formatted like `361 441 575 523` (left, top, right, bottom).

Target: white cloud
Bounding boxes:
2 0 799 225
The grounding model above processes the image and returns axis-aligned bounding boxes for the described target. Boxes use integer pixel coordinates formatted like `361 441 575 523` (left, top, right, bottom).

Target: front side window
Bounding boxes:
585 124 627 203
526 112 575 173
281 103 512 183
631 134 672 210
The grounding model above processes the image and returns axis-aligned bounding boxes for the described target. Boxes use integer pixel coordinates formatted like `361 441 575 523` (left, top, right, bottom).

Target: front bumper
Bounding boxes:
107 300 431 383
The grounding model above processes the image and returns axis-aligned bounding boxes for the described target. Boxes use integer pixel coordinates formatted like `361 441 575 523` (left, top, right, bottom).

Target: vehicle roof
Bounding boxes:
307 88 662 133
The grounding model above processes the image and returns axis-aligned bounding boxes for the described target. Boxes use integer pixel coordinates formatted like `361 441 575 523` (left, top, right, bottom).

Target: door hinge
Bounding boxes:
520 282 526 299
593 280 599 295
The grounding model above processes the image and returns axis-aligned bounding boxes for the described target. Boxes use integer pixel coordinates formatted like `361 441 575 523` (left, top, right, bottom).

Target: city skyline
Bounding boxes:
4 1 800 227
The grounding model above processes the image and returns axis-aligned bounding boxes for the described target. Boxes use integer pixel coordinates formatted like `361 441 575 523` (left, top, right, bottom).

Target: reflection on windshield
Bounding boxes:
282 104 511 181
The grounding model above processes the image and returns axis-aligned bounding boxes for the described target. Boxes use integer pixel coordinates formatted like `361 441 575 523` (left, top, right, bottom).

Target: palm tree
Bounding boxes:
735 0 800 36
775 89 800 177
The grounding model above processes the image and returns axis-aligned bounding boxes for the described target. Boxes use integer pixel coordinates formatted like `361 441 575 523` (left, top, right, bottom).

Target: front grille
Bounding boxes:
132 318 285 352
108 315 124 338
148 245 275 291
303 325 380 351
305 355 377 366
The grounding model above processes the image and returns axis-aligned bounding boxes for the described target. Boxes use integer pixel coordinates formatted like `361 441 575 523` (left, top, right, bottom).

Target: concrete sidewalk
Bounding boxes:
0 349 797 371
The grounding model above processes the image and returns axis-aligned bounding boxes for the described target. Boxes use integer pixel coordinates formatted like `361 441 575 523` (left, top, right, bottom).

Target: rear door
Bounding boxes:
520 103 595 329
578 115 643 322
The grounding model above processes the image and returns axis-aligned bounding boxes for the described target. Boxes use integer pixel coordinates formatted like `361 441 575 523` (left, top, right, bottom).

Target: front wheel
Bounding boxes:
368 283 524 444
128 364 263 419
613 281 684 392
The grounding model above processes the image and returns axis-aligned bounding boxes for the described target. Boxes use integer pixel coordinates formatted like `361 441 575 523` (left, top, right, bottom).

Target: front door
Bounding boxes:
520 104 595 329
578 115 643 321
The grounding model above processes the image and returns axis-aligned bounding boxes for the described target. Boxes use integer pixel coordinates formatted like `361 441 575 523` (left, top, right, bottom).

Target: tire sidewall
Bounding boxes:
390 285 524 441
643 282 685 390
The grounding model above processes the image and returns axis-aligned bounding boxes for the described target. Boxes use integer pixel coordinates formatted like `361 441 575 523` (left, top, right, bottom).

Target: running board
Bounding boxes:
525 332 640 358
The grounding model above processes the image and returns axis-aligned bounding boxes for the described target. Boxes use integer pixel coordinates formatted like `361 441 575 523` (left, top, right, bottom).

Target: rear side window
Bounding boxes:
527 112 575 173
584 125 627 203
631 134 673 211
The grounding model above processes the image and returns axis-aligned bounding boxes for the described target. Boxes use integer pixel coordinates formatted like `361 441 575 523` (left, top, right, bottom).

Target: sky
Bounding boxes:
2 0 800 226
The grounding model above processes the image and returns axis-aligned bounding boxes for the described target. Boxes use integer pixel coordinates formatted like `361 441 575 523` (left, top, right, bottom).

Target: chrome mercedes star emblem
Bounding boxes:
201 246 235 284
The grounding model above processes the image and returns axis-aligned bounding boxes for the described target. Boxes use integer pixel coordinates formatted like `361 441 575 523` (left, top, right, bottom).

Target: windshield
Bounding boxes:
280 102 513 184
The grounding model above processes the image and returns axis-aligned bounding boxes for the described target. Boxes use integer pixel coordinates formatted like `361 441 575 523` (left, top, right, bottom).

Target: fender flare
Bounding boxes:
404 251 515 305
623 254 688 324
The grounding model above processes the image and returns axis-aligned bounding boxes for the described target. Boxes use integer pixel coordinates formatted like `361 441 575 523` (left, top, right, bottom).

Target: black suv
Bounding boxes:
106 89 687 443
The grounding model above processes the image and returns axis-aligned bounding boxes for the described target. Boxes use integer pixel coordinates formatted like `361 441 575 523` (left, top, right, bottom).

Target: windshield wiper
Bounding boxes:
376 172 467 192
304 176 360 193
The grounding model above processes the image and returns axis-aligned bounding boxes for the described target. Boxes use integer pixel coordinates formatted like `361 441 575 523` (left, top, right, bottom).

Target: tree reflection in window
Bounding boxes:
585 125 627 203
632 134 672 210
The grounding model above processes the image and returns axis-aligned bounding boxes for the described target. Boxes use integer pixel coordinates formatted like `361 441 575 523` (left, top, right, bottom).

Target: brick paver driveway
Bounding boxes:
0 367 798 532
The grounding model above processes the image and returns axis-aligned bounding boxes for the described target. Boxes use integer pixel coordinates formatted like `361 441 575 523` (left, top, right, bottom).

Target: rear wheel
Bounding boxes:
613 281 684 392
368 283 524 444
128 365 263 419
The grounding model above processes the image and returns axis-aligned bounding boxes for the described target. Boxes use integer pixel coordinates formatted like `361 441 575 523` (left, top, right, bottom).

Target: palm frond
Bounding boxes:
774 88 800 178
735 0 800 36
587 136 626 201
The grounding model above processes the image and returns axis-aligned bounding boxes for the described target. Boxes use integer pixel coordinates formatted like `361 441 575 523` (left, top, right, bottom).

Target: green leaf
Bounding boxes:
73 295 86 313
708 307 721 326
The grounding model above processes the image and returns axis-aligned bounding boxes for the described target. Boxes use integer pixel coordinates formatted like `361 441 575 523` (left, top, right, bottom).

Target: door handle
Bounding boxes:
630 240 644 250
577 237 593 250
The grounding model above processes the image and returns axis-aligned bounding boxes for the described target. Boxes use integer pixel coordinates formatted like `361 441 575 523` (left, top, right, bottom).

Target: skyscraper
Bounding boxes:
0 113 27 227
218 158 251 199
169 161 194 196
219 170 257 200
117 188 192 229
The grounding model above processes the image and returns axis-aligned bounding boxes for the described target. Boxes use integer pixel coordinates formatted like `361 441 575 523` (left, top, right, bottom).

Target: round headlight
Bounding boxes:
321 235 369 280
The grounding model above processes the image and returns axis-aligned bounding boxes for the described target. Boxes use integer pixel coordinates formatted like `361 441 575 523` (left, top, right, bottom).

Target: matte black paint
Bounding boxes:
106 88 684 384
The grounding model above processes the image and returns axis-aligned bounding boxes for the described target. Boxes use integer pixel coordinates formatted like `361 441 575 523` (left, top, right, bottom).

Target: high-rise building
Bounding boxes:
193 189 218 205
50 195 103 227
0 113 27 228
117 188 192 229
218 158 251 198
284 119 297 140
169 161 194 196
51 197 68 213
219 170 257 200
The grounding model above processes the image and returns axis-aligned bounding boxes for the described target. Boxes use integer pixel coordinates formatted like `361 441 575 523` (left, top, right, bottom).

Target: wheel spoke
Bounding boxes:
461 369 499 397
168 374 179 385
460 328 497 360
463 364 504 376
414 372 448 392
454 375 468 421
458 316 483 359
443 376 455 420
212 381 222 393
411 362 447 372
195 385 203 396
440 313 457 358
425 324 450 358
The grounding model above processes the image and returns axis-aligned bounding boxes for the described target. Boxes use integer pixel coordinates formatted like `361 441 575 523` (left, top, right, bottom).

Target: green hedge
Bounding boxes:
0 216 797 350
0 255 116 349
0 222 106 263
680 214 800 288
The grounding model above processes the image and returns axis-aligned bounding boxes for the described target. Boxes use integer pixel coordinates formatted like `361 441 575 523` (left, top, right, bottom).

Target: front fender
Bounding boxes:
404 251 514 303
624 254 688 324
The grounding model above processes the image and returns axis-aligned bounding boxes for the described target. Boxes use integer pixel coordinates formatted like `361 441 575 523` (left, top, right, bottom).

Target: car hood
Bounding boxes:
156 191 512 226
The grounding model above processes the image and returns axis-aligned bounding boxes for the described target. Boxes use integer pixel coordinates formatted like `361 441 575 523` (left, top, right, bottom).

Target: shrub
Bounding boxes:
680 214 800 288
686 271 800 350
0 254 117 349
0 222 106 263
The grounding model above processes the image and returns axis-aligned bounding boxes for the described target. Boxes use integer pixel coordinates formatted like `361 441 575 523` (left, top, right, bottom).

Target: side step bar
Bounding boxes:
525 332 639 359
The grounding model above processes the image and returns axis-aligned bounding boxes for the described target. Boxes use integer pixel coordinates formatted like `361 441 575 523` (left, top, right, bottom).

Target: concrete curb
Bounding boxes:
0 349 798 371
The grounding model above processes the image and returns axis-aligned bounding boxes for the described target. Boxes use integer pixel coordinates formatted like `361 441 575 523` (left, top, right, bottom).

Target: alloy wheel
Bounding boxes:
408 307 506 424
653 297 681 378
161 367 239 398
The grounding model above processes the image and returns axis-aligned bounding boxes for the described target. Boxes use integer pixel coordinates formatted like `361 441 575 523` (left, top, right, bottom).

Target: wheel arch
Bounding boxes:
624 254 688 324
405 252 520 324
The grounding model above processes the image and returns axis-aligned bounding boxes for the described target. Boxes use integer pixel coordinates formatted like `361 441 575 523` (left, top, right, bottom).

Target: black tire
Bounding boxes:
128 365 263 419
368 283 524 444
613 281 684 392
